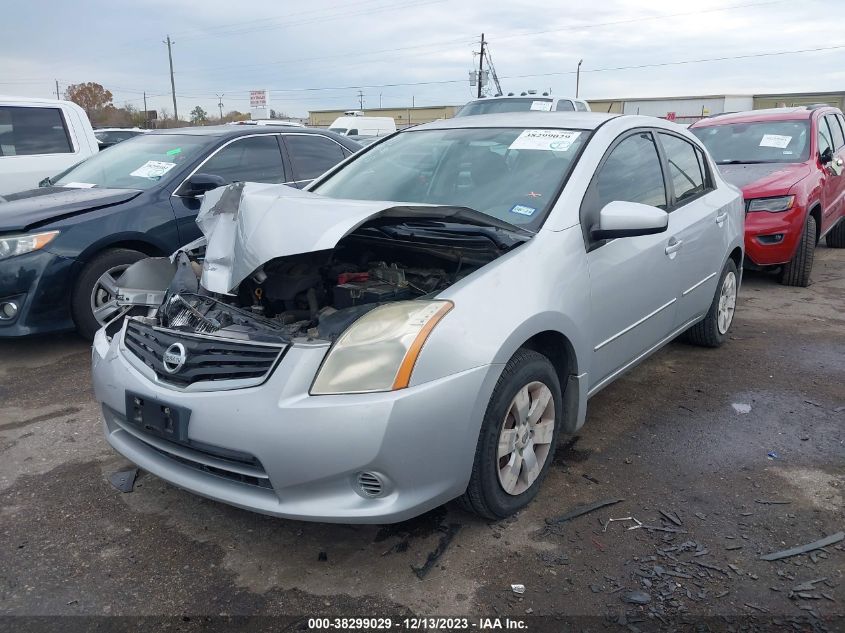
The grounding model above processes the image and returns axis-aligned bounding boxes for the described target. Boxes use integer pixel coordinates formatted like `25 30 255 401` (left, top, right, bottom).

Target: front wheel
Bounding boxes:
460 349 563 519
72 248 147 340
780 214 816 287
684 258 738 348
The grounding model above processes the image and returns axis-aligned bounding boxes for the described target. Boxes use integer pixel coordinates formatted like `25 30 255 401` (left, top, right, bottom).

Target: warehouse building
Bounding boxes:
588 91 845 124
309 105 458 128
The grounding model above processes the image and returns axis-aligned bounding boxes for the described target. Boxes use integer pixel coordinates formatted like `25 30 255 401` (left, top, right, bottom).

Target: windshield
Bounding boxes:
313 127 588 228
54 134 209 190
457 98 554 117
691 120 810 164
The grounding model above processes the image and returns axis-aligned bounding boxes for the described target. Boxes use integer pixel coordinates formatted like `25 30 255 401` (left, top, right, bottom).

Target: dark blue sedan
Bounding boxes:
0 125 359 338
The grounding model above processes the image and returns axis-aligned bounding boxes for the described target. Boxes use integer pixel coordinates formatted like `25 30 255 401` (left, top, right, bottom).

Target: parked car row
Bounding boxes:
2 98 843 525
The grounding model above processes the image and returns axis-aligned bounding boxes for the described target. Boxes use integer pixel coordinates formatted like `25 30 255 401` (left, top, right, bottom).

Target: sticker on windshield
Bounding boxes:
509 129 581 151
62 182 96 188
130 160 177 179
510 204 536 216
530 101 553 112
166 148 182 156
759 134 792 149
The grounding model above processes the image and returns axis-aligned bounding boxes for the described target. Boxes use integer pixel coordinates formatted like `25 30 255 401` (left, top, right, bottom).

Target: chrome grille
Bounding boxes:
123 320 284 387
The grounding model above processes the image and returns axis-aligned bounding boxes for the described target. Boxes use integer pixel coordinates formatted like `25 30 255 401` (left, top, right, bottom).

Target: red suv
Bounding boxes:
691 106 845 286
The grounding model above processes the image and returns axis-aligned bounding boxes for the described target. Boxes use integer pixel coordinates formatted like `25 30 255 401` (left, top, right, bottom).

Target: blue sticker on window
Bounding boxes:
510 204 536 216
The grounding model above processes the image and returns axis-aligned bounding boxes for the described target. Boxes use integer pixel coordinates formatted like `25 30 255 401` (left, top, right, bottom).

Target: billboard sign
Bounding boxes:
250 90 268 108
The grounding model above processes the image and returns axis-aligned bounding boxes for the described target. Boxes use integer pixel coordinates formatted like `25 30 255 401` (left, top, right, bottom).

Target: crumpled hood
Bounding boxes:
196 182 529 294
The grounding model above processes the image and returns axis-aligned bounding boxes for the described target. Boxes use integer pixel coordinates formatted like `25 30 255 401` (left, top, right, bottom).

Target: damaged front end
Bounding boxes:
108 182 530 382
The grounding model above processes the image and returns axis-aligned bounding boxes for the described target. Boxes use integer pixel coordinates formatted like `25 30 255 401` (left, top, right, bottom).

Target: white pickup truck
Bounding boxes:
0 96 99 196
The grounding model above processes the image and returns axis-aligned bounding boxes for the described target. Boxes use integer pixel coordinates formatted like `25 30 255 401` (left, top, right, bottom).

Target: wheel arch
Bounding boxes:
76 233 169 266
808 201 822 244
492 315 588 436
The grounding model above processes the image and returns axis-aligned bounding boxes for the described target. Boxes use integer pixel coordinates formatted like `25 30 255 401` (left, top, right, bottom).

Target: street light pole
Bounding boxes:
576 59 583 98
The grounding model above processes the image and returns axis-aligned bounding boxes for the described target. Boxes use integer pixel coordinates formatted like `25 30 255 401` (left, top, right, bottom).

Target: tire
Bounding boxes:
780 214 816 287
460 348 563 520
72 248 147 340
826 218 845 248
684 258 738 348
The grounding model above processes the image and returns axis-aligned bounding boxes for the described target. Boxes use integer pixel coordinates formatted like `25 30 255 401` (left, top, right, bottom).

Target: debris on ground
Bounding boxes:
760 532 845 561
317 551 328 562
755 499 792 505
621 590 651 605
767 451 780 460
544 498 624 526
732 403 752 413
108 468 138 493
510 584 525 595
410 523 461 579
659 510 682 526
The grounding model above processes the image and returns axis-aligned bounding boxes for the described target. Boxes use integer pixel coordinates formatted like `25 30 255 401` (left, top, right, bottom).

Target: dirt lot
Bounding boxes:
1 247 843 631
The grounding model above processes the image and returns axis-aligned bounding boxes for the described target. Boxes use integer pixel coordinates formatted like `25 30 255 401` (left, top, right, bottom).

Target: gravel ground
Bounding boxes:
1 246 843 632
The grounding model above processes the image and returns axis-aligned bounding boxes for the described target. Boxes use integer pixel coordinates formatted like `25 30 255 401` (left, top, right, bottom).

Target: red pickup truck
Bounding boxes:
691 106 845 286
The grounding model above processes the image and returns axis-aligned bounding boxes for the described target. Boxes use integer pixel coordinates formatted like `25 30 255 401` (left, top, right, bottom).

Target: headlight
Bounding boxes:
746 196 794 213
311 300 453 395
0 231 59 260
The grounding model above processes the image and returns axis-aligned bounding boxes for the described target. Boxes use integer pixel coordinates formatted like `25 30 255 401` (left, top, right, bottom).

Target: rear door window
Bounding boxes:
197 134 286 184
658 133 707 206
284 134 347 182
818 116 834 156
825 114 845 150
0 106 73 156
575 101 589 112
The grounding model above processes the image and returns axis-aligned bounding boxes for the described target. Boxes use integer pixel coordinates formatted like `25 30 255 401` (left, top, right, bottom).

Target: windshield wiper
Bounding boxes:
719 160 767 165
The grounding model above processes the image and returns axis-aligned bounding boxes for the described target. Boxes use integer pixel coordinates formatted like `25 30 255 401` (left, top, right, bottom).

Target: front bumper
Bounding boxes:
0 249 77 337
744 205 806 267
92 325 501 523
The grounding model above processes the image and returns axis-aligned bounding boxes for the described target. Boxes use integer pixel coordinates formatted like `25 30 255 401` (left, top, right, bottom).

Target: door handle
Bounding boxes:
665 237 683 256
716 211 728 224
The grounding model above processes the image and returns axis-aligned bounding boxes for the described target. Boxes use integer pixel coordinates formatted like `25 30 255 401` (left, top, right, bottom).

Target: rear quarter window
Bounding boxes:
0 106 73 156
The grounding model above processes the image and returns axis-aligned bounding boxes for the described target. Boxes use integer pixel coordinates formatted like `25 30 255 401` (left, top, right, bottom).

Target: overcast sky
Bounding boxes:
2 0 844 119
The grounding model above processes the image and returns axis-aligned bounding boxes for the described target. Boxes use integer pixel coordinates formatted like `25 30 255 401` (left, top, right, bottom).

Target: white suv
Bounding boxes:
456 94 591 117
0 96 99 196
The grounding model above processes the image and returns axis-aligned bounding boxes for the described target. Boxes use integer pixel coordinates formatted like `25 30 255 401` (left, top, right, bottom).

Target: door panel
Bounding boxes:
657 132 724 326
587 233 679 389
581 130 678 389
822 114 845 232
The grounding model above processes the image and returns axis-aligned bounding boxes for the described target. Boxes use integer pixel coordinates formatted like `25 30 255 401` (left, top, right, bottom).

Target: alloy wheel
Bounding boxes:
497 381 556 496
717 271 737 335
90 264 132 326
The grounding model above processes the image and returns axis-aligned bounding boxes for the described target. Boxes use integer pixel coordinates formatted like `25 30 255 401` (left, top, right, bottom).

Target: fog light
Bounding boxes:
757 233 784 244
355 471 386 498
0 301 18 320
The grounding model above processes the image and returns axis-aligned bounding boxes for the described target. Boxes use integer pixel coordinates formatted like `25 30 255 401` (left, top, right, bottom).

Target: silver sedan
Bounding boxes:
92 112 744 523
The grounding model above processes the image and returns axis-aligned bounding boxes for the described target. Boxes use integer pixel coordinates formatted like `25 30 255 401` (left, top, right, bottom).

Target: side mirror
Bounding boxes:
178 173 227 197
820 147 834 165
591 200 668 241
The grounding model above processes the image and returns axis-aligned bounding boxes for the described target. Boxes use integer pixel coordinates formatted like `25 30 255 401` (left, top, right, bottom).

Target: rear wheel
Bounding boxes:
684 259 738 348
460 348 562 519
826 218 845 248
72 249 147 340
780 214 816 287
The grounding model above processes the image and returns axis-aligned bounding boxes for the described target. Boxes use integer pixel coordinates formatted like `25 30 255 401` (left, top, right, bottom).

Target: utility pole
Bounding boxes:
576 59 583 98
55 80 60 100
164 35 178 121
143 92 148 128
477 33 486 99
357 90 364 111
379 93 382 108
216 94 224 120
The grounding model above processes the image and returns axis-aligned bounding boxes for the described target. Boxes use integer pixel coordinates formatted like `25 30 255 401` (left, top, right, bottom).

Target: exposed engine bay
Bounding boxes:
123 219 524 345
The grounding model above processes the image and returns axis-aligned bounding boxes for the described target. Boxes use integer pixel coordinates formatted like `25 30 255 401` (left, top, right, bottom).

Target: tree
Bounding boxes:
64 83 113 119
190 106 208 125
